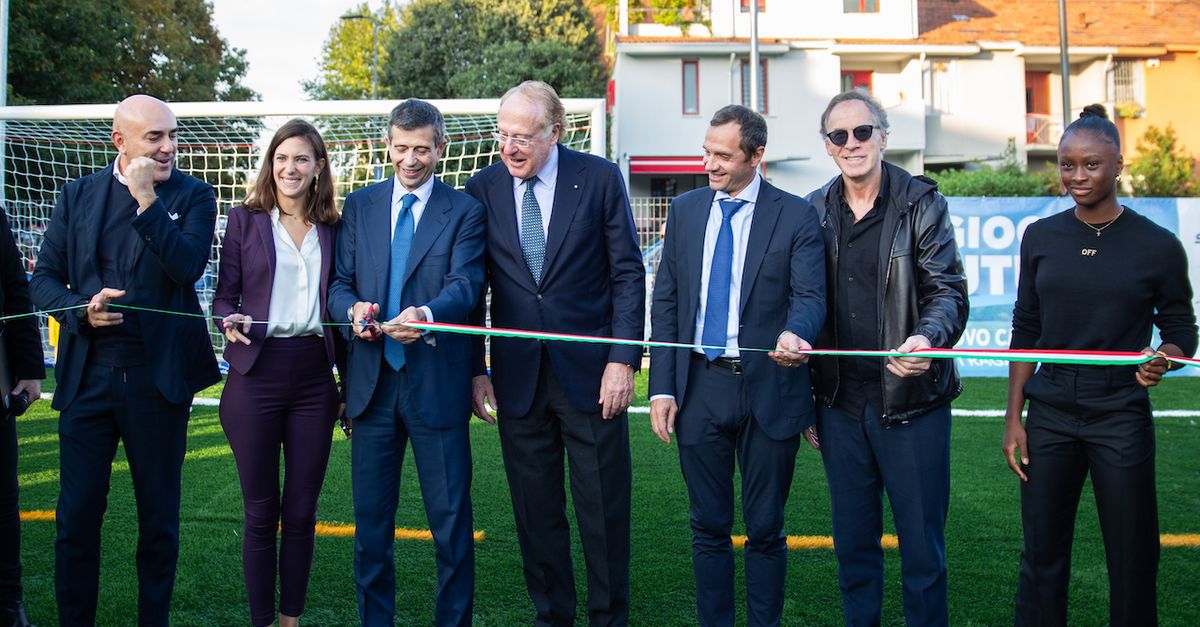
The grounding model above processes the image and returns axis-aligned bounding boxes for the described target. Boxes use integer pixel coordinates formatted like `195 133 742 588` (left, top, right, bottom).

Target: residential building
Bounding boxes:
611 0 1200 220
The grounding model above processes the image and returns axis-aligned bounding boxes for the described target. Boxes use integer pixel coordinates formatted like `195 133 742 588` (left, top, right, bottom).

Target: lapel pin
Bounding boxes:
573 184 579 189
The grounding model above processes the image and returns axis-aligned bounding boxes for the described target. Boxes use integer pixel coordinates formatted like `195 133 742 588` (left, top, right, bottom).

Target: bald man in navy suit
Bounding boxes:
30 94 220 626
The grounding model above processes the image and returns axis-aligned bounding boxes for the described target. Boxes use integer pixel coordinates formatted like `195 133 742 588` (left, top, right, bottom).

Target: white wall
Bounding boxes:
709 0 917 41
614 46 847 196
924 51 1027 165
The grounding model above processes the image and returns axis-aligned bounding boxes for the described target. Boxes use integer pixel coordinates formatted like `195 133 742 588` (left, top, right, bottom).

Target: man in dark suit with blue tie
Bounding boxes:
327 99 486 627
29 94 220 626
465 80 644 627
648 105 826 627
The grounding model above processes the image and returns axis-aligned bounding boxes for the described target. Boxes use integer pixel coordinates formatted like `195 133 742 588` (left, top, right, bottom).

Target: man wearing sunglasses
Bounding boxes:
805 91 968 627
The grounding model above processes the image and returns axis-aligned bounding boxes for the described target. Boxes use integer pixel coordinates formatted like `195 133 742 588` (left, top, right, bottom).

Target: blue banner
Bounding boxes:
949 197 1197 376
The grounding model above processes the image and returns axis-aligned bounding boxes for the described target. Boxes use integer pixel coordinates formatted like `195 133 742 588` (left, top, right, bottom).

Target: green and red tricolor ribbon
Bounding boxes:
7 304 1196 368
403 321 1200 369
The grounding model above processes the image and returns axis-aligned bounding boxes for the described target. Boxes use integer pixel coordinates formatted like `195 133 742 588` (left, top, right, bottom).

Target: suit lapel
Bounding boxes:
82 167 113 268
317 221 333 310
542 146 580 280
487 166 524 272
364 181 394 298
683 190 714 342
253 210 277 282
739 181 782 313
403 180 451 286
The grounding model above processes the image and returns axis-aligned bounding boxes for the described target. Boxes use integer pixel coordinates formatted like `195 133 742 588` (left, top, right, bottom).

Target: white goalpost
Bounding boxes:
0 98 608 359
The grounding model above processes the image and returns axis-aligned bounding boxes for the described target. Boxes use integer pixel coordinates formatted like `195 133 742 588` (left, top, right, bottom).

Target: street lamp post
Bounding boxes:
340 12 381 100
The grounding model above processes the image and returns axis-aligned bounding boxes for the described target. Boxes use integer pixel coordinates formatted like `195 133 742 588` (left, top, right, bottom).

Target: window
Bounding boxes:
841 71 873 94
1024 71 1050 114
740 0 766 11
682 60 699 115
1107 59 1144 105
740 59 768 114
844 0 879 13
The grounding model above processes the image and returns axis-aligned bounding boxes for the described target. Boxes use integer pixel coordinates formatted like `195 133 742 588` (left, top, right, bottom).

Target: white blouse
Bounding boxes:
266 209 324 338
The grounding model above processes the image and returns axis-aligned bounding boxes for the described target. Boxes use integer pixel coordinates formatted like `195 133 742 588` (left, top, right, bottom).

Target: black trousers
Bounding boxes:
676 355 802 627
498 356 632 627
0 409 21 609
1015 364 1158 627
55 362 190 627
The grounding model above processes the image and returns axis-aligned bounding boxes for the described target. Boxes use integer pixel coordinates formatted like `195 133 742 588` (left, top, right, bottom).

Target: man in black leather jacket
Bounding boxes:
805 91 968 627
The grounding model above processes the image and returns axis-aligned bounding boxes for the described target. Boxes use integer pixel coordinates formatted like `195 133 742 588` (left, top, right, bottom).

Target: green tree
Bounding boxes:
649 0 708 35
8 0 255 104
303 2 401 100
379 0 606 99
449 40 607 98
1129 125 1197 197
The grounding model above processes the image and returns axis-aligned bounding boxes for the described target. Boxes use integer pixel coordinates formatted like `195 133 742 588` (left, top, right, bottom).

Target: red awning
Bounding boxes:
629 156 705 174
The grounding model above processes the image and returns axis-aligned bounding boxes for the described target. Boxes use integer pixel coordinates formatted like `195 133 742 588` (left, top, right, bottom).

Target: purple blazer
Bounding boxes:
213 205 343 376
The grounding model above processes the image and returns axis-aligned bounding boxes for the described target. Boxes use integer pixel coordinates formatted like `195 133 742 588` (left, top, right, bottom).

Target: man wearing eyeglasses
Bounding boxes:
464 81 643 626
805 91 968 626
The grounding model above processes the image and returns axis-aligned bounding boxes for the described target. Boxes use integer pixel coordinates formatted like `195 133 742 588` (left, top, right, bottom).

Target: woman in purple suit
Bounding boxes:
214 119 345 627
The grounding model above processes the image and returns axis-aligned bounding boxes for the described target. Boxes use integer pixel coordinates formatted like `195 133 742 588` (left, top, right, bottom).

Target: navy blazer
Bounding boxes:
30 165 221 410
648 179 826 440
465 145 645 418
327 178 486 425
0 209 46 384
212 205 345 376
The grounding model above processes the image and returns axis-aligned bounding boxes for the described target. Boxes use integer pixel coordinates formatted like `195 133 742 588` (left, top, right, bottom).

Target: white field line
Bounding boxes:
38 394 1200 418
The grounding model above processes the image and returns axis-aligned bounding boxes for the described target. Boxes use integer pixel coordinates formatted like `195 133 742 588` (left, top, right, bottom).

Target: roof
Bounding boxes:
619 2 1200 49
908 0 1200 47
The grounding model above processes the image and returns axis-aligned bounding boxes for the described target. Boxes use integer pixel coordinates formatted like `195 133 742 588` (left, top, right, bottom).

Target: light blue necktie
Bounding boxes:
702 198 746 360
384 193 416 371
519 176 545 285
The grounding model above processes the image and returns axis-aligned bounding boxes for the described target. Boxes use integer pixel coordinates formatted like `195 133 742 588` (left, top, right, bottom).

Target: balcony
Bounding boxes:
1025 113 1062 147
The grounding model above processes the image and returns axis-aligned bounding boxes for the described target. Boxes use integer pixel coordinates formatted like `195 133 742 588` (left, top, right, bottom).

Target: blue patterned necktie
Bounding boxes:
384 193 416 371
519 176 546 285
702 198 746 360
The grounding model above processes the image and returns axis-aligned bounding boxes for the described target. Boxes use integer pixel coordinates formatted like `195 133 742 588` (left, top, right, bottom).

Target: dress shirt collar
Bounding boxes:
714 172 762 207
511 143 560 191
111 159 129 187
392 172 436 209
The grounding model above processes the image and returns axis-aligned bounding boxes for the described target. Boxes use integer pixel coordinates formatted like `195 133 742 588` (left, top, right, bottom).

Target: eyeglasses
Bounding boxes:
492 132 537 149
824 124 880 147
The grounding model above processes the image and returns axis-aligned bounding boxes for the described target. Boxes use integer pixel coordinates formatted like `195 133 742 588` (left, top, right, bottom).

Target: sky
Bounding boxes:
209 0 388 102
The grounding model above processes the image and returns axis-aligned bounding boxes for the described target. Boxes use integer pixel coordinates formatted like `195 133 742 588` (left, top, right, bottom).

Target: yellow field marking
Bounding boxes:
315 521 486 542
731 534 896 550
18 511 1195 549
736 534 1200 550
20 510 485 542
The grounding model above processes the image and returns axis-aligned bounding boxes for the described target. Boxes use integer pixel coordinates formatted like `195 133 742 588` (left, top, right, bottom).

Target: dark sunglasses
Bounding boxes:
824 124 879 146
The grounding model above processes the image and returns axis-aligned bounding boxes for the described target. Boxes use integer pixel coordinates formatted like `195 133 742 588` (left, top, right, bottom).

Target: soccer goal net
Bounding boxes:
0 99 607 360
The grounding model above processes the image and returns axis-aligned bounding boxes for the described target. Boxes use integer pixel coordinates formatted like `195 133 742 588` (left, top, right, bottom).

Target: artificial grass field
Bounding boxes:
12 374 1200 625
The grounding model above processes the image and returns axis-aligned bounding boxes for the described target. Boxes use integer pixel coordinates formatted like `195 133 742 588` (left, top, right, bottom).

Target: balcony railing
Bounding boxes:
1026 113 1062 146
629 196 672 251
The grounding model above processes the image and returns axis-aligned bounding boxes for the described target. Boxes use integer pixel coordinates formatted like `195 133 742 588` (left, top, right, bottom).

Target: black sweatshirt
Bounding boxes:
1010 207 1198 357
